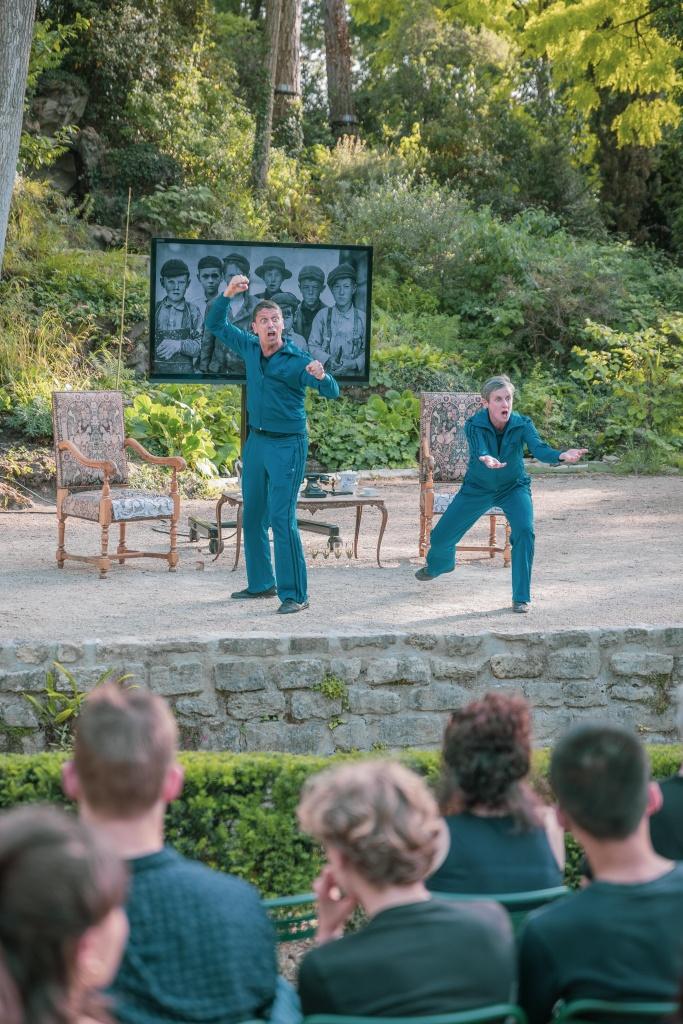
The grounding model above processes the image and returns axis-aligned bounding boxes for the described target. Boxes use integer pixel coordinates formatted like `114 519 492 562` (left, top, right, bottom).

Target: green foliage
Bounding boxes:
308 389 420 471
23 663 131 752
313 677 350 712
0 746 680 894
125 386 241 476
571 316 683 452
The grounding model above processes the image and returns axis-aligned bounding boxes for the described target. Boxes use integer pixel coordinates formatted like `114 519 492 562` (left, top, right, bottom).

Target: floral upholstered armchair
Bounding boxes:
52 391 186 578
419 391 511 565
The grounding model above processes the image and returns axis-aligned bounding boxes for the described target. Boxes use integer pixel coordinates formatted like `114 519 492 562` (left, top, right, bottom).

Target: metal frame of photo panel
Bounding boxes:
148 237 373 385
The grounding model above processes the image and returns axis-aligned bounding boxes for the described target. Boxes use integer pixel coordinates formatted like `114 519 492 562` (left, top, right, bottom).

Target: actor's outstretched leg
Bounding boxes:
424 486 493 577
266 433 308 606
498 484 534 605
240 432 277 595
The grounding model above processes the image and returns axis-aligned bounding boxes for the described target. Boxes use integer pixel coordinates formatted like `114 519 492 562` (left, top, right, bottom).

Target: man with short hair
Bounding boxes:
200 252 256 375
205 275 339 613
292 265 327 343
62 683 279 1024
154 258 202 376
518 723 683 1024
271 291 307 347
307 262 365 376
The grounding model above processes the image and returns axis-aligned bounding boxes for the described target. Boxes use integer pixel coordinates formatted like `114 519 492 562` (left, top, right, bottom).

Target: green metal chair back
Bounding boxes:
262 891 317 942
552 999 677 1023
431 886 569 933
304 1006 528 1024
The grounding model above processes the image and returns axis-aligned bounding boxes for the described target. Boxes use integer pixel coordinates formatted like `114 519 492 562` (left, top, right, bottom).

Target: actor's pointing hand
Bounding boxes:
559 448 589 463
224 274 250 298
306 360 325 380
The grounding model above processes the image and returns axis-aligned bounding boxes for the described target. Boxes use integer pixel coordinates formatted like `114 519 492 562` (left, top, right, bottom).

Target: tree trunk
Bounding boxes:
251 0 282 192
272 0 303 153
0 0 37 275
323 0 358 139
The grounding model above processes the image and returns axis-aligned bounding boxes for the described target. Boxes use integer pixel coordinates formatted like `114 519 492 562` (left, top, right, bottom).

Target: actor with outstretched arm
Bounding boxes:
205 273 340 614
416 375 588 612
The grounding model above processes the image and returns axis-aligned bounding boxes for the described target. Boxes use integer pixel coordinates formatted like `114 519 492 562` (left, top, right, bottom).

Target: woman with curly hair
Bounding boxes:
0 804 128 1024
427 692 564 894
297 760 515 1017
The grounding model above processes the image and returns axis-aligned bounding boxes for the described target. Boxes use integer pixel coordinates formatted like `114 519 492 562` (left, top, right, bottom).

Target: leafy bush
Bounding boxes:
308 390 420 470
125 385 241 476
0 746 680 895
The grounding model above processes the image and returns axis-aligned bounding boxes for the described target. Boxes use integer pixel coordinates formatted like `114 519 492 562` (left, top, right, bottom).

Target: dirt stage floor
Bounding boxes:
1 473 681 643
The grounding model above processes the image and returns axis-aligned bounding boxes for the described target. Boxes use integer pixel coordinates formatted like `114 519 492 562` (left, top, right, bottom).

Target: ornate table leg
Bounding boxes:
232 502 242 572
375 501 388 568
213 494 228 561
354 505 362 559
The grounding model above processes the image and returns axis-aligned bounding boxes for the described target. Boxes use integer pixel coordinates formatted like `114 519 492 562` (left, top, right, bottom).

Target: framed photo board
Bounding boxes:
149 238 373 385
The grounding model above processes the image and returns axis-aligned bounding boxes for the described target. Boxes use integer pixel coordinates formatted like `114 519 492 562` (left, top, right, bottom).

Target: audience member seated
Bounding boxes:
0 804 128 1024
519 722 683 1024
649 686 683 860
427 693 564 895
62 682 280 1024
296 760 515 1017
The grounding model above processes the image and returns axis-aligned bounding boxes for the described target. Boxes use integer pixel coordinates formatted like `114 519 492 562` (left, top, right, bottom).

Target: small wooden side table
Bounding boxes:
213 493 389 569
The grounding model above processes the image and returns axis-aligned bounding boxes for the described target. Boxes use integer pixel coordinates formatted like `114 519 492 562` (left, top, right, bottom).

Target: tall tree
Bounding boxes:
273 0 303 152
251 0 282 190
0 0 37 275
323 0 358 139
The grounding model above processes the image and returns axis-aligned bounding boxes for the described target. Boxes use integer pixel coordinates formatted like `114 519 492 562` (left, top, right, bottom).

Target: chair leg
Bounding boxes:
117 522 127 564
419 509 426 557
503 519 512 568
99 523 111 579
489 514 496 557
168 512 179 572
56 513 66 568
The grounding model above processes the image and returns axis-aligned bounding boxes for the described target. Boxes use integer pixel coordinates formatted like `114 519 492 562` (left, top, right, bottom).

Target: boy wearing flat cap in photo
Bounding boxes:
292 265 328 343
308 262 366 376
254 255 292 301
154 258 202 376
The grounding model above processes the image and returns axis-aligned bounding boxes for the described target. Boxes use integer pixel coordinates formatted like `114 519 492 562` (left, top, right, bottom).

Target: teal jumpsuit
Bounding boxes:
205 295 339 603
425 409 563 603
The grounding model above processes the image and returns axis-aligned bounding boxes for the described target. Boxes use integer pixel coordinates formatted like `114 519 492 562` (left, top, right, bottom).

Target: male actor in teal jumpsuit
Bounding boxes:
206 274 339 614
416 375 588 612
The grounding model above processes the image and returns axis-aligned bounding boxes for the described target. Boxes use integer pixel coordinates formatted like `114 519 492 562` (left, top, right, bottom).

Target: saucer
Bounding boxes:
358 487 380 497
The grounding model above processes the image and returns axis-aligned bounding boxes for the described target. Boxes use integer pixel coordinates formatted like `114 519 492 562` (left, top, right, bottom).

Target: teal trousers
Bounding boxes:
241 430 308 603
426 480 535 603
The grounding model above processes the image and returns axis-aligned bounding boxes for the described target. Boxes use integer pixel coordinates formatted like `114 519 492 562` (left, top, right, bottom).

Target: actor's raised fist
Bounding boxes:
224 275 250 298
306 360 325 380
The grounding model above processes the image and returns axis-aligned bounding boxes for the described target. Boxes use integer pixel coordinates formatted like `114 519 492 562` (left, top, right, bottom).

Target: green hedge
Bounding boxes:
0 746 680 896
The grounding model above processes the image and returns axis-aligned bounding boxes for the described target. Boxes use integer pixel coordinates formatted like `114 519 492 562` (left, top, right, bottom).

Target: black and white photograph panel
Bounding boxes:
149 238 373 384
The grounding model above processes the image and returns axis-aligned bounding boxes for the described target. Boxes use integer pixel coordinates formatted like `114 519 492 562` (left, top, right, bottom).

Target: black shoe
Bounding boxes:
231 586 277 599
277 599 310 614
415 567 453 581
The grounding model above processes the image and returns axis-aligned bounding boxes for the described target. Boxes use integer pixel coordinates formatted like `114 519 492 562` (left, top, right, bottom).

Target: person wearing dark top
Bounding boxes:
62 683 281 1024
297 760 515 1017
205 274 339 614
416 374 588 612
427 692 564 895
650 774 683 859
519 723 683 1024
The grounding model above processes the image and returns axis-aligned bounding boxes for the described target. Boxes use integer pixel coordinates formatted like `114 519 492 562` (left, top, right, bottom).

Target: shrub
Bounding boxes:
307 389 420 470
0 746 680 895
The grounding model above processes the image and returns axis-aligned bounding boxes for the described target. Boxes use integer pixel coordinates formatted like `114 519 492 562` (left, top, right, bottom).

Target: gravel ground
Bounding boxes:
1 473 681 643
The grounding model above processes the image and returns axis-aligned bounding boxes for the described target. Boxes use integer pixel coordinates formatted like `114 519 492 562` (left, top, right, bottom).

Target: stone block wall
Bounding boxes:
1 627 681 753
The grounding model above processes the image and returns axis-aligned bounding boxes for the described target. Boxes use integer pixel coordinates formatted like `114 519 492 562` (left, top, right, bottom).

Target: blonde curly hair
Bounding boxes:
298 761 443 886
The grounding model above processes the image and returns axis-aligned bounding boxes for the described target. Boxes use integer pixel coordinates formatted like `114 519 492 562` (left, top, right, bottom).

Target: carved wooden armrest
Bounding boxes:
124 438 187 471
58 440 116 477
420 436 435 484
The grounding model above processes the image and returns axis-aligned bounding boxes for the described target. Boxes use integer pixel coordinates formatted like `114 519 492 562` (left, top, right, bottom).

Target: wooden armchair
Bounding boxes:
419 391 511 565
52 391 186 579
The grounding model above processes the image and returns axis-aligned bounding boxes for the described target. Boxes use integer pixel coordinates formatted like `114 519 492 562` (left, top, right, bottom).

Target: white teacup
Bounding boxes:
338 471 360 494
